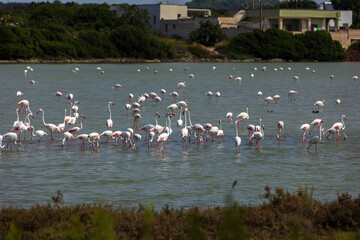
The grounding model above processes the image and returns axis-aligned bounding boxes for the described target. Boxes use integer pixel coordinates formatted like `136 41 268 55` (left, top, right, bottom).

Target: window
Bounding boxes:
272 24 279 29
173 24 176 30
286 24 293 31
153 15 156 25
165 24 168 32
177 14 181 19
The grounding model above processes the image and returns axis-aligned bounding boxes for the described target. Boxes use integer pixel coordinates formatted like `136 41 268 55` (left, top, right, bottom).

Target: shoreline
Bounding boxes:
0 57 328 64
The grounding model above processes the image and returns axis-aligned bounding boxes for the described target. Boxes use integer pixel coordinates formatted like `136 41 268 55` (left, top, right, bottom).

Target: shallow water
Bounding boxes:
0 62 359 209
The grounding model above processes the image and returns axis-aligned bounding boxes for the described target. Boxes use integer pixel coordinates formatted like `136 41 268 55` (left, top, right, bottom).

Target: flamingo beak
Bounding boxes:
31 114 34 118
81 114 86 119
344 116 347 120
37 110 40 114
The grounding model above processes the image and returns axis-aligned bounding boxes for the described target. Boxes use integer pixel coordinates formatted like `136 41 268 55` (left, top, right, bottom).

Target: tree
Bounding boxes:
114 4 150 29
189 20 225 46
331 0 360 25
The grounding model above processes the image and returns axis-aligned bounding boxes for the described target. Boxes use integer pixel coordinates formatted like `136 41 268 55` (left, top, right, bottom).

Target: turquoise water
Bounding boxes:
0 62 359 208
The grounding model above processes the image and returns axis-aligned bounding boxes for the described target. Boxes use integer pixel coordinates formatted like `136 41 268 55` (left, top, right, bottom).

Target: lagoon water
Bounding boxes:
0 62 359 209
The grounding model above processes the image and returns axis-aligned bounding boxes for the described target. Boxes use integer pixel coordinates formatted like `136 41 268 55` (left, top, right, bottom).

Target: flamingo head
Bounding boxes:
81 114 86 119
109 102 114 105
343 115 347 121
16 108 21 112
31 114 34 118
169 112 175 117
37 109 43 114
156 112 160 118
74 100 80 104
55 127 61 132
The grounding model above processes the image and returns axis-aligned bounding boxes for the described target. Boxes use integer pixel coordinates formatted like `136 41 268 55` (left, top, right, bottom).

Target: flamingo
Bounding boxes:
288 90 298 101
330 75 335 79
331 115 346 143
100 130 113 143
37 108 61 141
177 106 183 129
247 124 255 142
237 108 249 128
74 134 88 149
181 110 189 150
58 109 69 133
309 119 323 136
226 112 233 124
176 101 188 107
300 124 310 143
273 95 280 104
314 100 325 109
217 119 224 142
88 132 100 150
133 113 141 128
157 131 169 153
111 131 122 144
234 121 241 152
170 91 179 102
31 129 47 143
18 100 32 114
148 132 155 149
250 119 264 147
106 102 114 129
160 89 166 99
188 73 194 78
167 103 178 113
128 93 134 103
325 127 337 141
352 76 358 80
132 134 142 149
336 99 341 105
62 132 74 147
276 121 285 141
125 104 131 116
3 132 20 152
0 135 4 149
235 77 242 82
66 93 73 100
16 91 23 101
55 91 63 97
308 126 324 152
257 91 263 97
68 115 85 136
215 91 221 100
178 82 186 89
121 130 132 148
264 96 273 105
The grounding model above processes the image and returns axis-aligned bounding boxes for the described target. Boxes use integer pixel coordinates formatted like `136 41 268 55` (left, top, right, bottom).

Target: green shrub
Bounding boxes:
188 44 210 58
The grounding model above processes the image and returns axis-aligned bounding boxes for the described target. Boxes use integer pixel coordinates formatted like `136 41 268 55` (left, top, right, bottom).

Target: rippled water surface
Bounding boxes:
0 62 359 209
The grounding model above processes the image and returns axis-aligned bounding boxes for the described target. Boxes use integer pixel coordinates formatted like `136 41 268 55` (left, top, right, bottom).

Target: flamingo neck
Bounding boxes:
108 104 112 120
41 110 47 126
187 110 193 127
184 110 187 128
16 110 19 122
63 109 67 125
155 114 159 126
342 116 346 130
179 107 182 121
235 122 238 137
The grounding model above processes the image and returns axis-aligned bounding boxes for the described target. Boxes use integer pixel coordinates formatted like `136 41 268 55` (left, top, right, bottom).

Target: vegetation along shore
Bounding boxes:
0 2 359 62
1 187 360 239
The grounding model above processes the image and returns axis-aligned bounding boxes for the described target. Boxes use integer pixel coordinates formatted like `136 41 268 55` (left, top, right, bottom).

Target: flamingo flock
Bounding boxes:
0 64 352 154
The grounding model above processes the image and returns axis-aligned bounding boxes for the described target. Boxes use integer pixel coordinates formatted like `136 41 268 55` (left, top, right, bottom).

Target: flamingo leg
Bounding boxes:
51 132 54 141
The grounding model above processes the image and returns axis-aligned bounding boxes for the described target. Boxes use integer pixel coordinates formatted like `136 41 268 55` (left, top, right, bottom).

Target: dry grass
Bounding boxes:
1 187 360 239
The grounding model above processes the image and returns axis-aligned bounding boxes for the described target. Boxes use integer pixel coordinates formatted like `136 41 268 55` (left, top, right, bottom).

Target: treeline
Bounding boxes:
1 187 360 239
0 2 173 60
216 28 347 61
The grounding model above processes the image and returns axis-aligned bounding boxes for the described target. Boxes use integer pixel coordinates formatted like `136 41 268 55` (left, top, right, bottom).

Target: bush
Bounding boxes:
187 44 210 58
189 20 225 46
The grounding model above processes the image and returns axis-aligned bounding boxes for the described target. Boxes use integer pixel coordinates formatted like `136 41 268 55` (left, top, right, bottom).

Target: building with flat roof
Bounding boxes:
244 9 341 32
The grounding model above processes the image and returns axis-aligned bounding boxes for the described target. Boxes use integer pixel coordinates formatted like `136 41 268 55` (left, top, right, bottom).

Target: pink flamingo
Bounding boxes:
288 90 298 101
62 132 74 147
308 126 324 152
309 119 323 136
264 96 273 105
300 124 310 143
226 112 233 123
234 121 241 152
3 132 20 152
250 119 264 147
331 115 346 143
276 121 285 141
37 108 61 141
273 95 280 104
157 132 169 153
314 100 325 110
100 130 113 143
106 102 114 129
18 100 32 114
237 108 249 128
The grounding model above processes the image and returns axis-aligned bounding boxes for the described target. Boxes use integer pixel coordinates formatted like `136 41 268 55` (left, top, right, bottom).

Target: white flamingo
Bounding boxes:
37 109 61 141
106 102 114 129
234 121 241 152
